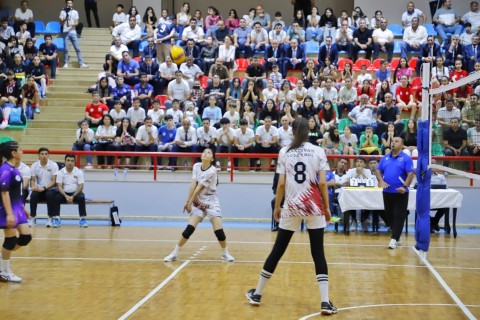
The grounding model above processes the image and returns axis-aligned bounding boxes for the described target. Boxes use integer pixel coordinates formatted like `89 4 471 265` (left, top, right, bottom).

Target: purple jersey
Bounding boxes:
0 163 27 228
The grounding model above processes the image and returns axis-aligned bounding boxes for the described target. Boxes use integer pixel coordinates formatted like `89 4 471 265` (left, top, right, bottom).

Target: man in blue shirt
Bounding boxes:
117 51 140 86
157 114 177 169
376 137 414 249
233 18 252 58
38 35 58 79
134 73 153 113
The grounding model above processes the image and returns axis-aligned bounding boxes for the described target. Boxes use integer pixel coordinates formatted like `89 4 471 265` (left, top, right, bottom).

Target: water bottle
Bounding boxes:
123 168 128 180
113 168 118 180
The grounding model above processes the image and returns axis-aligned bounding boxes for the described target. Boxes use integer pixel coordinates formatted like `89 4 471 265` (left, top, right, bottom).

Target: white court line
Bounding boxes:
30 237 480 250
299 303 466 320
117 260 190 320
413 247 477 320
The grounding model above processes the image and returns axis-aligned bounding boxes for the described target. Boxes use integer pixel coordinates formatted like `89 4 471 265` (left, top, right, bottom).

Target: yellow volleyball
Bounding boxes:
170 45 186 65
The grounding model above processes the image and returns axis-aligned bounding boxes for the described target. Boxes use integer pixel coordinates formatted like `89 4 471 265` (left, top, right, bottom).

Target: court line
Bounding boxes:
413 247 477 320
30 237 480 250
117 260 190 320
299 303 466 320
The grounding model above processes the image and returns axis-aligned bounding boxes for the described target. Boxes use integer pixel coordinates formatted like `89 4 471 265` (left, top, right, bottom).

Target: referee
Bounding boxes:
375 137 414 249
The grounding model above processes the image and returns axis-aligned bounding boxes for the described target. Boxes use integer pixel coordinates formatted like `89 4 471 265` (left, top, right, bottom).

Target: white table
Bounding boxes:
337 188 463 237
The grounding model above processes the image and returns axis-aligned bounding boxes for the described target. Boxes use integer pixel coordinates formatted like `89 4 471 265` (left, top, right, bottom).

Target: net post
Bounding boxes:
421 62 431 165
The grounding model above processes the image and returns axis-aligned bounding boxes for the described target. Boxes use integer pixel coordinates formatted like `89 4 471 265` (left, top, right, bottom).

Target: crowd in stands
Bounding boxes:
0 1 478 171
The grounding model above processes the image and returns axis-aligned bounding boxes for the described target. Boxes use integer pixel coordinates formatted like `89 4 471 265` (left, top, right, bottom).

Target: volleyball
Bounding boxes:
171 45 186 65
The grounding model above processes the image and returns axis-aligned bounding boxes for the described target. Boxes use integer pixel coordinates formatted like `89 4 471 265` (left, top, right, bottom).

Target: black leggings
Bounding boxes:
263 227 328 276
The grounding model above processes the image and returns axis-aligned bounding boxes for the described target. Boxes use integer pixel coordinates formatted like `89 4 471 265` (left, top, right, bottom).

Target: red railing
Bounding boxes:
22 150 479 185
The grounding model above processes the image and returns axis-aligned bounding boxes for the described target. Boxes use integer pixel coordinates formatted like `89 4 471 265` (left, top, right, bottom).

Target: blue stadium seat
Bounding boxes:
35 36 45 49
44 21 61 34
305 40 320 55
393 40 402 54
388 24 403 37
424 24 437 36
53 37 64 51
139 39 148 52
34 20 45 34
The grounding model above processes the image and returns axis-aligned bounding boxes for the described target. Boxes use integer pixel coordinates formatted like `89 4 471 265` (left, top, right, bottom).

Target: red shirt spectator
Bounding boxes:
85 92 109 126
395 85 413 104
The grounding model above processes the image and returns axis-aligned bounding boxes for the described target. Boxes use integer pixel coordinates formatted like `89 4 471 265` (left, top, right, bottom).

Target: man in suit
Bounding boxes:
265 39 284 75
416 36 441 76
183 38 202 71
283 38 305 78
464 35 480 73
139 55 161 95
317 36 338 68
445 34 465 69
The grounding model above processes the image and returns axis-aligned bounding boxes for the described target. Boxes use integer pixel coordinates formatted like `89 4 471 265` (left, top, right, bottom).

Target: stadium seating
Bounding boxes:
390 58 400 71
354 58 370 72
305 40 320 56
235 58 249 72
44 21 61 34
53 38 64 51
34 20 45 34
388 24 403 37
424 24 437 36
337 58 353 71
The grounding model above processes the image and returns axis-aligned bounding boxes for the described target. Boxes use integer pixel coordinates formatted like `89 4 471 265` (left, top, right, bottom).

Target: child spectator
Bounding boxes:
109 100 127 126
147 99 165 128
110 4 126 32
268 64 283 89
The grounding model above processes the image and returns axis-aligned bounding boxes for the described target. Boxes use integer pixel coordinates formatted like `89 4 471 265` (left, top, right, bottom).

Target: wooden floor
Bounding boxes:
1 224 479 320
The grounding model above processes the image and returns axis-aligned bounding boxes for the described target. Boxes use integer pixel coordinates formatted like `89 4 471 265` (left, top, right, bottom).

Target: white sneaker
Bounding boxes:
350 220 358 232
34 107 41 114
45 217 53 227
80 63 89 68
28 217 36 227
63 63 69 68
222 252 235 262
0 120 9 129
84 163 93 169
388 239 397 249
163 252 178 262
0 270 22 283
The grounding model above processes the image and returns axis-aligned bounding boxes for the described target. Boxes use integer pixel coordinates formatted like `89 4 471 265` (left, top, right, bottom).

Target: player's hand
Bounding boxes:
6 215 16 228
183 202 192 213
379 181 389 189
324 208 332 225
396 186 407 194
273 207 281 222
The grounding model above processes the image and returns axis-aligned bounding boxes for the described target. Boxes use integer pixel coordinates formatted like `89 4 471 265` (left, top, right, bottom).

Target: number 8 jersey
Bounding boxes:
276 142 330 218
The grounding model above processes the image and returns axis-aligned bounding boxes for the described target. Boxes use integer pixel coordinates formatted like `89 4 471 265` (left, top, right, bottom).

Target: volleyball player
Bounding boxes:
245 118 337 315
0 141 32 283
163 148 235 262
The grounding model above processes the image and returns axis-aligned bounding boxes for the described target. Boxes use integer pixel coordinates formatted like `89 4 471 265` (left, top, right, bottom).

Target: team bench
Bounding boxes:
25 199 115 220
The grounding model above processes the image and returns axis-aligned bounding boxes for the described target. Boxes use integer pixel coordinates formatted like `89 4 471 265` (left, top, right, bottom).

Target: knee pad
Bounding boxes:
181 225 195 239
3 236 17 250
17 234 32 246
214 229 226 242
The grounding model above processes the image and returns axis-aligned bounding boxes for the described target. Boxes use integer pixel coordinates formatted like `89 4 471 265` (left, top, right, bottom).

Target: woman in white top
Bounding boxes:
370 10 382 30
218 35 235 77
73 120 95 168
126 6 142 26
262 79 279 103
431 56 450 81
94 114 117 168
306 6 321 41
109 100 127 127
243 8 256 28
177 2 191 28
164 148 235 263
337 10 352 29
339 125 358 168
289 80 308 111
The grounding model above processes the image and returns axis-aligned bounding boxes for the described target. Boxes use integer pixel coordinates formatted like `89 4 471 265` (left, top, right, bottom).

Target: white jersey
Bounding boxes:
191 163 219 211
277 142 330 218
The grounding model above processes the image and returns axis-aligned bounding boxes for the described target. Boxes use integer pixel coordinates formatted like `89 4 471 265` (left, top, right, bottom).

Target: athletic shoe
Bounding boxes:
388 239 397 249
349 220 357 232
52 217 61 228
84 163 93 169
63 63 69 68
222 252 235 262
28 217 36 227
34 108 41 114
321 301 337 315
0 270 22 283
361 219 369 232
245 289 261 306
80 63 89 68
45 217 53 227
163 252 178 262
0 120 9 129
79 218 88 228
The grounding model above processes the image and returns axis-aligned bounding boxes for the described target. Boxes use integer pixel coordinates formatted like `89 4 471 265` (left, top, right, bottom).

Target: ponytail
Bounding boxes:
287 118 309 152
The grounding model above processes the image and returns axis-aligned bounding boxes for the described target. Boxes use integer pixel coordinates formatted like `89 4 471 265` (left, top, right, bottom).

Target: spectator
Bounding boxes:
262 79 279 103
22 38 36 64
460 22 474 46
180 56 203 89
126 97 146 129
352 6 369 29
132 116 158 168
208 58 230 87
139 55 160 95
165 70 190 109
372 18 394 61
253 5 271 29
279 102 297 125
269 23 288 49
176 3 191 29
233 118 255 171
432 56 450 81
243 55 267 90
109 100 127 126
318 36 338 68
464 35 480 73
443 117 469 167
318 7 337 42
14 1 35 37
21 75 39 114
111 76 132 111
283 39 305 78
226 77 242 111
205 6 222 32
141 37 157 61
381 122 396 154
401 17 427 60
259 99 280 126
159 55 178 90
25 56 46 98
157 114 177 169
307 116 323 146
182 18 205 46
202 95 223 127
54 154 88 227
241 101 256 129
340 125 358 167
290 79 308 111
287 21 306 44
183 38 202 69
172 118 198 166
396 75 417 118
84 0 99 28
277 116 293 148
225 9 239 32
59 1 88 68
250 22 268 53
462 1 480 34
353 19 373 61
216 117 235 166
233 18 252 58
29 147 59 227
338 78 357 115
113 117 136 168
0 18 14 48
322 125 341 156
142 7 157 37
401 2 427 27
318 100 337 133
166 99 184 127
110 36 128 62
467 116 480 156
38 35 57 79
199 35 218 72
110 4 126 32
223 102 240 128
433 0 463 49
292 9 306 29
255 116 279 167
196 117 217 153
376 93 403 136
302 59 318 89
96 76 114 108
147 99 165 127
72 119 94 169
117 51 140 86
321 77 339 106
359 127 381 155
94 114 117 168
400 118 418 167
371 10 383 30
348 94 377 137
218 35 235 76
416 35 441 75
133 73 153 112
445 35 465 69
307 78 323 108
126 6 141 26
335 20 354 60
112 15 142 57
462 94 480 130
84 91 108 128
15 21 30 46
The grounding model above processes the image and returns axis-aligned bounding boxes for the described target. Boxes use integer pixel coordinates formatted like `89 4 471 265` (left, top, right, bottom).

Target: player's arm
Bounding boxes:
317 170 331 223
2 191 15 228
273 173 285 222
184 178 201 212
